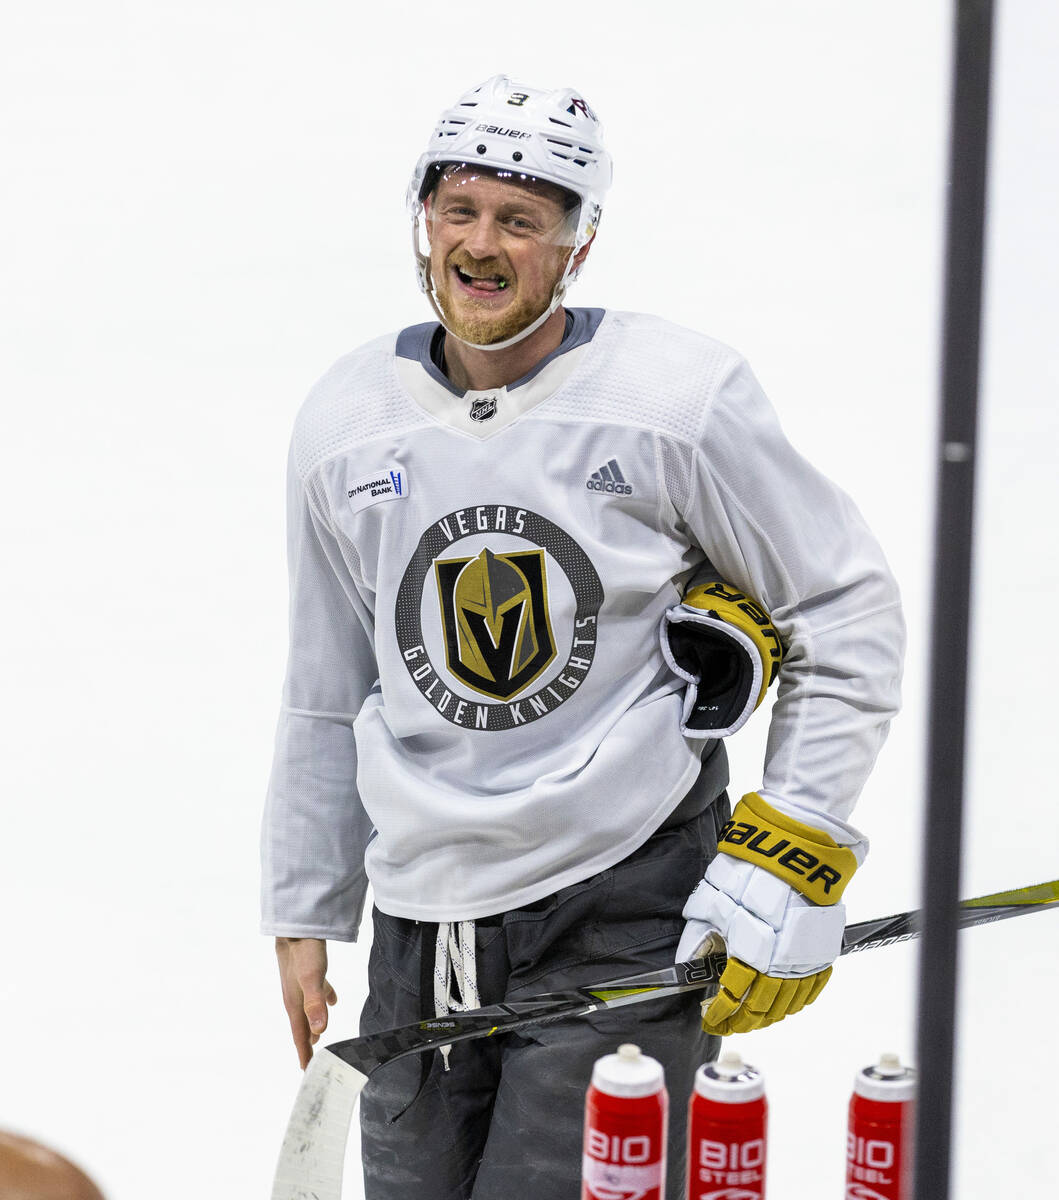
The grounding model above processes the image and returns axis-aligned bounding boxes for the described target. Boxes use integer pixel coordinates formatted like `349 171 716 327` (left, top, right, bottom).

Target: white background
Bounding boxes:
2 2 1057 1196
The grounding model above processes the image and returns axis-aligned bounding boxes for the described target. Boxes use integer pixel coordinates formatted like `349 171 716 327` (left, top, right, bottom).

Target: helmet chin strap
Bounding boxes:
424 275 569 352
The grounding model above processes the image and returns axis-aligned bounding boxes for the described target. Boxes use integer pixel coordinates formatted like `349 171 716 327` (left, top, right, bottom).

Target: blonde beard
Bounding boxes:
430 242 573 346
432 276 554 346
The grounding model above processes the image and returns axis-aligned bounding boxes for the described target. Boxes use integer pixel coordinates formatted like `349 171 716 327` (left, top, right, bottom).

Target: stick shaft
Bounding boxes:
324 878 1059 1075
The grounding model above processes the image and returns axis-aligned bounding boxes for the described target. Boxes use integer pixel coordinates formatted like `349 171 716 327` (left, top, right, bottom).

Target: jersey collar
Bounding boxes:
394 308 604 440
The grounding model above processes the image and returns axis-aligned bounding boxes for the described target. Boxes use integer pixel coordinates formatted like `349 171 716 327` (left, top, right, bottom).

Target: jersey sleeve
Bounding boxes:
260 442 378 941
680 358 905 850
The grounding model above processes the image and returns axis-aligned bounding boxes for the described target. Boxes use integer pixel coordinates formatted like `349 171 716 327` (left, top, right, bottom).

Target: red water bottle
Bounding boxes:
686 1048 767 1199
582 1043 668 1200
846 1052 916 1200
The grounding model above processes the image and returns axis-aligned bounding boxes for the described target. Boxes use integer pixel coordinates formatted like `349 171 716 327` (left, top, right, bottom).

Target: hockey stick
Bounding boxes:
271 878 1059 1200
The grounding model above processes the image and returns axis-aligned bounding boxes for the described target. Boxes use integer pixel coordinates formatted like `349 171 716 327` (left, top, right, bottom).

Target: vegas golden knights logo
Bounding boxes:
434 547 556 700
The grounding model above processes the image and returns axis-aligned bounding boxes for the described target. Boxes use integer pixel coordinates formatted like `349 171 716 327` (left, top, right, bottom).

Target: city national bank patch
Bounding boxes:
347 468 406 515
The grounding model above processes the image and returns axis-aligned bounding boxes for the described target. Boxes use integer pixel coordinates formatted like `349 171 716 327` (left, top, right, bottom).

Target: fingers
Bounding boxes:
276 937 334 1070
297 956 331 1046
701 958 757 1034
804 965 832 1008
286 999 315 1069
701 961 833 1036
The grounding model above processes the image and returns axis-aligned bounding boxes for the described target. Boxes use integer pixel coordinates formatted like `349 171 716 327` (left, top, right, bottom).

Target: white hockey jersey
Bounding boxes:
261 309 904 939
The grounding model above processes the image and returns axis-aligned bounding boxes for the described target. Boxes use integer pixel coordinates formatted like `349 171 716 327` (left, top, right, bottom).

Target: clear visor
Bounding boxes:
417 162 582 249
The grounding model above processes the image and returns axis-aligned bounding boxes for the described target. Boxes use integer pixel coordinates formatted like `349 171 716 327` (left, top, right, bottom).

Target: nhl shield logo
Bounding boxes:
434 547 556 699
468 396 498 423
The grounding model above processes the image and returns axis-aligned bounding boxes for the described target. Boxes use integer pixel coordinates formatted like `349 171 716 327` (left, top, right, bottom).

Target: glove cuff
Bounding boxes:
718 792 859 905
660 579 783 738
683 581 783 707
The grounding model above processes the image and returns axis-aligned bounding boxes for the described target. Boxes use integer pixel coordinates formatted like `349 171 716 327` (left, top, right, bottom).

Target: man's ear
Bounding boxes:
569 229 595 272
572 231 596 272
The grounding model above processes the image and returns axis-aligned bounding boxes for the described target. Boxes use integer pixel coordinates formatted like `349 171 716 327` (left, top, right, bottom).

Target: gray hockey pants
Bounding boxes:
358 794 729 1200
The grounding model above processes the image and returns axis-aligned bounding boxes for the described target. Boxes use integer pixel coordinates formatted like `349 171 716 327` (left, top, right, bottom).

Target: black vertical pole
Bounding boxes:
914 3 994 1199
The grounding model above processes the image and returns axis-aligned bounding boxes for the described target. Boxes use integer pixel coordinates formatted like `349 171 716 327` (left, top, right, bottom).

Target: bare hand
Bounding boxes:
275 937 338 1069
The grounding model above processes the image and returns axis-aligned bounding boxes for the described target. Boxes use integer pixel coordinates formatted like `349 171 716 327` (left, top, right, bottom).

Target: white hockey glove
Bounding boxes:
676 791 866 1035
660 572 783 738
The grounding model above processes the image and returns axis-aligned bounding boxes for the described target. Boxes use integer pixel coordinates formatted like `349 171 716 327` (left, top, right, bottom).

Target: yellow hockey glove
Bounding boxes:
676 792 865 1035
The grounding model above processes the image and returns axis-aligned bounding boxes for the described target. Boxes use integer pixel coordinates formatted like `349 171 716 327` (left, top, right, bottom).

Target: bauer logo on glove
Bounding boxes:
717 791 859 904
660 565 784 738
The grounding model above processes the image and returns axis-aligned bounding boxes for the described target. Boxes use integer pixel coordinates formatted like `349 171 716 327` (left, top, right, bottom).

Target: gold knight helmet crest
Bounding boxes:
434 547 557 699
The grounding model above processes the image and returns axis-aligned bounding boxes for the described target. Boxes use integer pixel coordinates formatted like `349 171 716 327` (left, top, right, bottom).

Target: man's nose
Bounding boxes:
462 215 502 261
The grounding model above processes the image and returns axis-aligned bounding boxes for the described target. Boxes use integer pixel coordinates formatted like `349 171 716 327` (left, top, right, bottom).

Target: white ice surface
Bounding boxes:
1 3 1057 1197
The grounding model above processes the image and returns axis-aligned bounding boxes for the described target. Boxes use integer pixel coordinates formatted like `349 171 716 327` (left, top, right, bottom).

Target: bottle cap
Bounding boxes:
693 1049 765 1102
590 1043 666 1098
854 1052 917 1101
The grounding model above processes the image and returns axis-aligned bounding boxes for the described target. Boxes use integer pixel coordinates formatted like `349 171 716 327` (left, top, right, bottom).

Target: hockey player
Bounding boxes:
262 76 904 1199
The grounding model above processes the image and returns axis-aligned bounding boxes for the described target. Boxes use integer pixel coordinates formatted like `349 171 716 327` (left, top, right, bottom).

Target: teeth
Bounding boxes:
457 267 505 284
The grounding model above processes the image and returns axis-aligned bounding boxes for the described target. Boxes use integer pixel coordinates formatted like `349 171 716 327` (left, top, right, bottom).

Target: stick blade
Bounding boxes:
271 1047 369 1200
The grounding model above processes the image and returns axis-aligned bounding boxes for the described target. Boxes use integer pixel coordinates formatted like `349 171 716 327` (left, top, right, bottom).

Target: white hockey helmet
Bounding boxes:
407 75 612 351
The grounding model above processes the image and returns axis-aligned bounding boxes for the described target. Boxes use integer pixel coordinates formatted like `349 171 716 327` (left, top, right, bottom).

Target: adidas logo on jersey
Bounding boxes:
586 459 633 496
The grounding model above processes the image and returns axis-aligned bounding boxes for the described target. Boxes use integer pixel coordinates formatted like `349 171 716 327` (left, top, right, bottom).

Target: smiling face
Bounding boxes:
425 166 580 346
